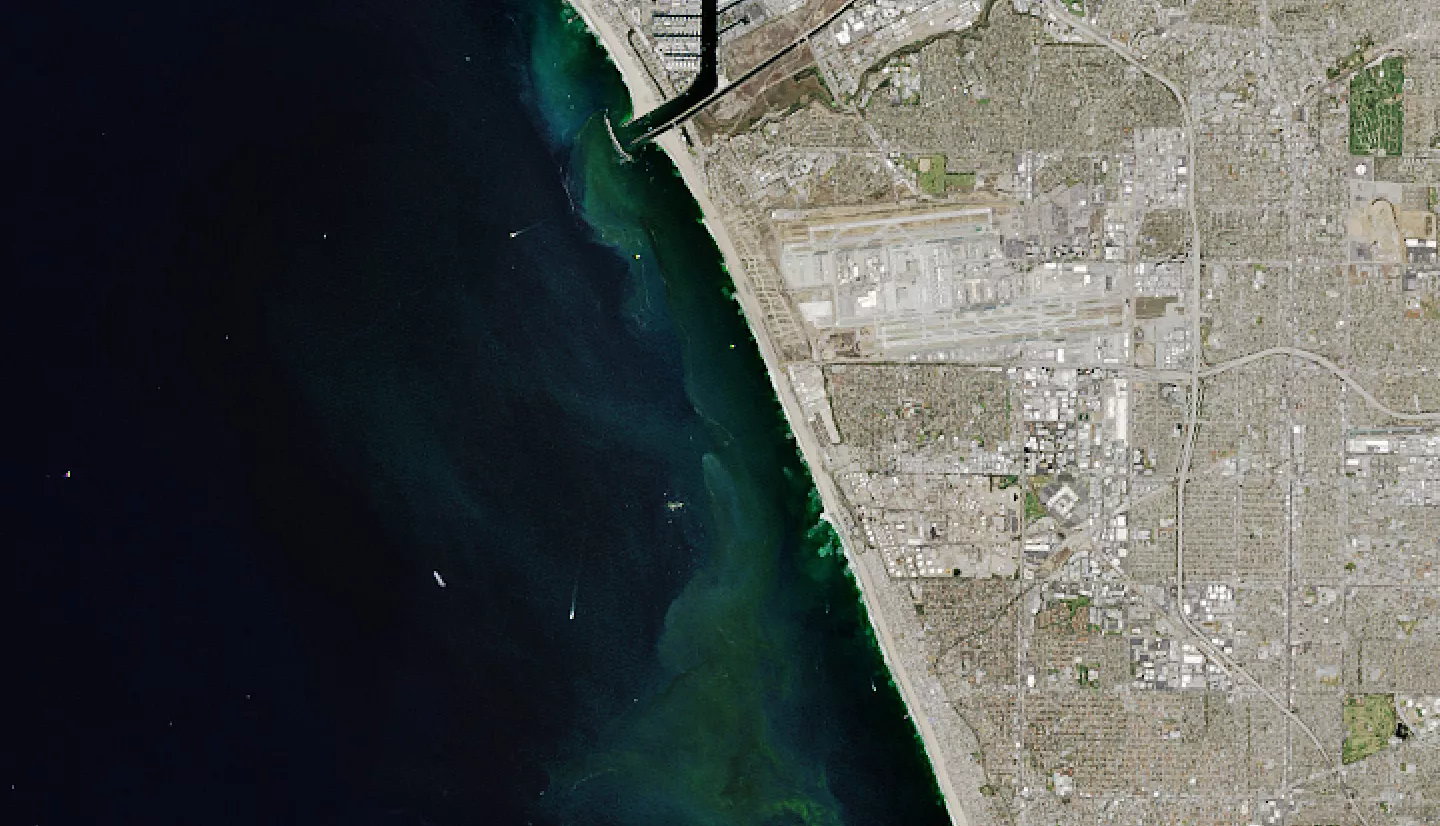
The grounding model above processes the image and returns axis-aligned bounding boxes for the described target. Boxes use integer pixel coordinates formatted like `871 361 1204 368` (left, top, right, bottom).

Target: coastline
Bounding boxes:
560 2 970 823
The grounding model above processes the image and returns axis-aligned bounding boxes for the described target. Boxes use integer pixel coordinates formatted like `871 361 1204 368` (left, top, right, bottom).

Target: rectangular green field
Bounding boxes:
916 155 976 196
1349 56 1404 156
1341 693 1396 764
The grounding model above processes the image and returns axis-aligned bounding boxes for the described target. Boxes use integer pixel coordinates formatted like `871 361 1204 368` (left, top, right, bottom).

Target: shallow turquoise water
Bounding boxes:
524 3 951 824
7 0 951 821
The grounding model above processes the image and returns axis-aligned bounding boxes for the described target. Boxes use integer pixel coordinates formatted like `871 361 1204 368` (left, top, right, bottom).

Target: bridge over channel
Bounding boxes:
616 0 858 150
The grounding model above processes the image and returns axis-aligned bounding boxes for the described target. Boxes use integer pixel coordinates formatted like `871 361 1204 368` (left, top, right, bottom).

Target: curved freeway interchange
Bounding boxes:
1201 346 1440 423
1036 3 1440 822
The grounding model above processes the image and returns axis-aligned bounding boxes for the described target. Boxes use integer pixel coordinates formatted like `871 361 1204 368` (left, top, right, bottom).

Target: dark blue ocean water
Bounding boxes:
7 1 948 824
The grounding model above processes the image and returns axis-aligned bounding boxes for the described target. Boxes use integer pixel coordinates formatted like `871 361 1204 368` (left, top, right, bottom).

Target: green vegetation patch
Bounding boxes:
1135 296 1179 320
1023 489 1046 522
915 154 976 196
1341 693 1397 764
1326 37 1375 81
1060 595 1091 621
1022 475 1051 522
1349 56 1404 157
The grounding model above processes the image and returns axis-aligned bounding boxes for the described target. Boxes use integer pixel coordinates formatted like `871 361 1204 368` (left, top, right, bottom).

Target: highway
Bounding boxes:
1201 345 1440 422
1038 4 1377 822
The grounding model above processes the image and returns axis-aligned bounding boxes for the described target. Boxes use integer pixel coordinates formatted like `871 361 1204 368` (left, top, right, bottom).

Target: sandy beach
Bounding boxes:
562 2 970 823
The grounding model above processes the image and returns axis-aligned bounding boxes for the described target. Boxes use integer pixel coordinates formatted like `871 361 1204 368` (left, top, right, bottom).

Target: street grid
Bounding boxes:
590 0 1440 821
